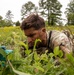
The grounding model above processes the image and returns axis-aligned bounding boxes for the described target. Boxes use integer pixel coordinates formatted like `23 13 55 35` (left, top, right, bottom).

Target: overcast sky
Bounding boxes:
0 0 70 22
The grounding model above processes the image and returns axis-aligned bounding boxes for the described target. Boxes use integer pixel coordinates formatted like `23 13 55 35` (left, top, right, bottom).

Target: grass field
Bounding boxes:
0 25 74 75
0 25 74 46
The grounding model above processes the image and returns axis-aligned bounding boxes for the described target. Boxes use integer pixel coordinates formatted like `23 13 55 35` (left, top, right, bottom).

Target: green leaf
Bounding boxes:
35 66 44 72
34 52 40 61
0 49 7 58
25 50 31 55
58 50 63 58
19 41 28 50
54 46 59 56
8 60 32 75
40 54 48 61
66 53 74 64
49 53 54 58
7 53 13 60
0 71 2 75
33 39 41 51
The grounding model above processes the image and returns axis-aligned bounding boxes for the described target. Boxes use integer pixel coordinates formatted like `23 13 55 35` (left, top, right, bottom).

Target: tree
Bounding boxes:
39 0 62 25
0 16 3 27
5 10 14 26
0 16 3 21
0 15 7 27
65 0 74 25
15 21 20 26
21 1 38 20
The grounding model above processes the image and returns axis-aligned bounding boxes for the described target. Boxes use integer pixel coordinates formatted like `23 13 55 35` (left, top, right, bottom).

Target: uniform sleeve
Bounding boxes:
51 31 72 52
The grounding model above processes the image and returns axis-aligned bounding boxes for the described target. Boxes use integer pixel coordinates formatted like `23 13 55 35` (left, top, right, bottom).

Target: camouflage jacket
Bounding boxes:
47 30 73 53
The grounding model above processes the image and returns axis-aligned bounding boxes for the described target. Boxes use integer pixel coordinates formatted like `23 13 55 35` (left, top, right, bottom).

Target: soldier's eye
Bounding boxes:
29 34 35 37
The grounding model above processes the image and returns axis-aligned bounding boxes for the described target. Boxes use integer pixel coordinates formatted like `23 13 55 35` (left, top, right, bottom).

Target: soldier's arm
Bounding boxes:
51 32 72 57
59 43 72 58
59 43 71 54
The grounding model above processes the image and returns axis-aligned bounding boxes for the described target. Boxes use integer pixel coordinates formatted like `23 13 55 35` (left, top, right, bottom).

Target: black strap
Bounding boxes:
47 31 53 53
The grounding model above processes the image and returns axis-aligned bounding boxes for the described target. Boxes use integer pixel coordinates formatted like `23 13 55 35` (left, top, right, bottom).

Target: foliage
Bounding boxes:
39 0 62 25
15 21 20 26
0 26 74 75
65 0 74 25
0 11 14 27
0 15 11 27
21 1 38 20
5 10 14 26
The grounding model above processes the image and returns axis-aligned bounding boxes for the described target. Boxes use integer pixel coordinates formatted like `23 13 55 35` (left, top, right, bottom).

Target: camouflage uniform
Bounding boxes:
47 30 73 53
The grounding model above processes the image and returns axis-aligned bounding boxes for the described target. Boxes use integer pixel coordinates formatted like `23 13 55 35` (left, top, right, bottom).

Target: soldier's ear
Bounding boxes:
41 27 46 32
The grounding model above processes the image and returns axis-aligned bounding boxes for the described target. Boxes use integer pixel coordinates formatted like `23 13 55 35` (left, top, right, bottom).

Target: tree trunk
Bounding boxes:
51 18 54 25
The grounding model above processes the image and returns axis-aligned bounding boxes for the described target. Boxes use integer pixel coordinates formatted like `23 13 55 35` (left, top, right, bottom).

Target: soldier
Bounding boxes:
20 13 73 57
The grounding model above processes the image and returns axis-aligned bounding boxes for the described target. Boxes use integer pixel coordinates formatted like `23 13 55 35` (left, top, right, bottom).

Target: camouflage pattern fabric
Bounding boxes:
47 30 73 53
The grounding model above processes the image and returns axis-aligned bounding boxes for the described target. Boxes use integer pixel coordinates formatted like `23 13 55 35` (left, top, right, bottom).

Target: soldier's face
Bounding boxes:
24 27 46 47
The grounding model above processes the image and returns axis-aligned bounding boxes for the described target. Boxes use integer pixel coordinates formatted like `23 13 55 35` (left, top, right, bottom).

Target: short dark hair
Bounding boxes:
20 13 45 30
